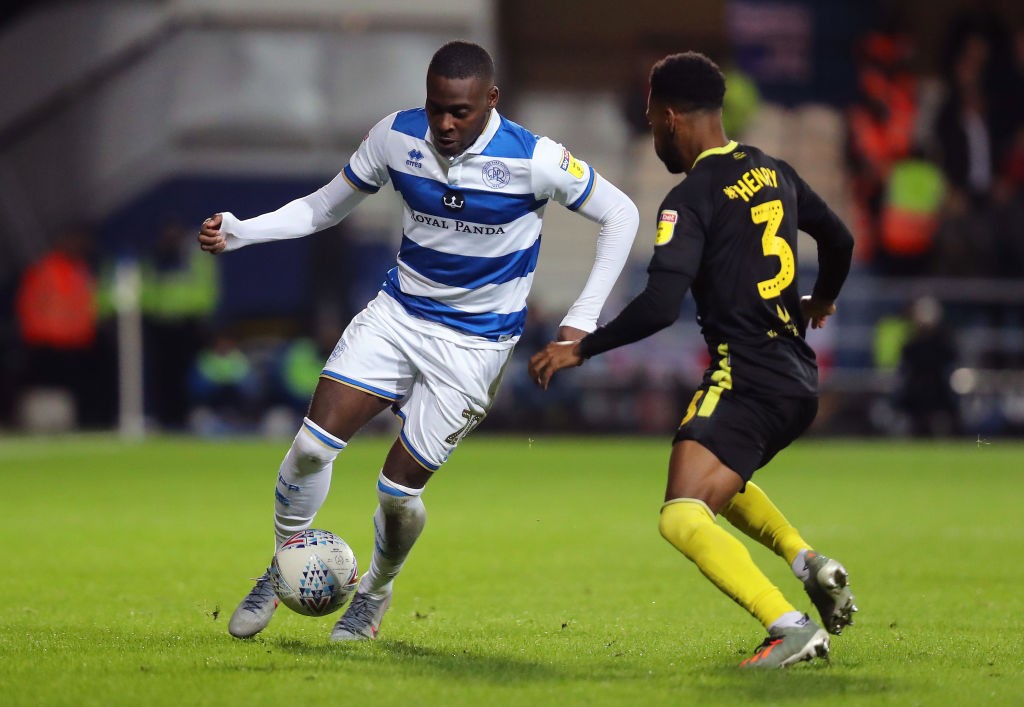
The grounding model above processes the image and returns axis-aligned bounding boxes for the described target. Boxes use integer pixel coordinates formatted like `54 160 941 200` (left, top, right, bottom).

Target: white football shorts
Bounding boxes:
320 292 514 470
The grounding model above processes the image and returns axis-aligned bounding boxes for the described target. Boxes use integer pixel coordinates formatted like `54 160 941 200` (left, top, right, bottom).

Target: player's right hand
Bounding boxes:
198 213 226 254
800 295 836 329
528 340 583 390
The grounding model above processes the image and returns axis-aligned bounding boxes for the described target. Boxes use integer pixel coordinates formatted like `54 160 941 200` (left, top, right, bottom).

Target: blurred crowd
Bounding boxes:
0 220 336 435
2 4 1023 438
847 8 1024 278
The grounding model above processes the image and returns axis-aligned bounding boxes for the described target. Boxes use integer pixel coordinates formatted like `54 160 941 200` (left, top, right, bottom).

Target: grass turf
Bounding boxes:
1 434 1022 705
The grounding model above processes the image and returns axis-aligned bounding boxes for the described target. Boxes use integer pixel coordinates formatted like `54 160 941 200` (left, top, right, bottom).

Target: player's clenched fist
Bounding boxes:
198 213 226 254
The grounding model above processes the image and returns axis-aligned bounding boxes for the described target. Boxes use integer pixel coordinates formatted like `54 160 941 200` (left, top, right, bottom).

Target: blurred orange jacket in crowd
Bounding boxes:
15 251 97 348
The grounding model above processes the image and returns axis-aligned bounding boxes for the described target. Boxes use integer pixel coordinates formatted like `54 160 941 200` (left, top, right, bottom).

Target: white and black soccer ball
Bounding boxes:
269 529 358 616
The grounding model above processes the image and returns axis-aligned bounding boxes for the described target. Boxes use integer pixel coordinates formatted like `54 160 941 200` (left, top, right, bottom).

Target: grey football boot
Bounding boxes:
739 615 830 669
329 590 392 641
228 572 278 638
802 551 858 634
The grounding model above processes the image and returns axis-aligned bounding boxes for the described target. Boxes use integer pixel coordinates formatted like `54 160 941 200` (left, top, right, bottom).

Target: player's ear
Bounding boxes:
487 85 499 109
665 105 679 135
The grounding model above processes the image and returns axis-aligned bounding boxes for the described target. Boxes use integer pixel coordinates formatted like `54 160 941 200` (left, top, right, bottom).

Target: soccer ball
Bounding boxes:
269 529 359 616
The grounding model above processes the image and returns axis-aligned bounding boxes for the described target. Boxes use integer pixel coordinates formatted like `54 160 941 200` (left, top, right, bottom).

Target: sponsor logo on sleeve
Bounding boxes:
655 210 678 245
559 148 586 179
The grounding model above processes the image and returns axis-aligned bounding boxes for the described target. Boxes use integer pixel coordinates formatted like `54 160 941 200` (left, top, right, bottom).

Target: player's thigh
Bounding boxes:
395 342 511 471
665 440 745 511
308 378 392 441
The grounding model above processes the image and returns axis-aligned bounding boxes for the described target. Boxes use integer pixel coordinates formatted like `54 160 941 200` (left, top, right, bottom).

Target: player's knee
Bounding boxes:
289 418 345 475
377 470 425 511
659 498 715 549
376 471 427 532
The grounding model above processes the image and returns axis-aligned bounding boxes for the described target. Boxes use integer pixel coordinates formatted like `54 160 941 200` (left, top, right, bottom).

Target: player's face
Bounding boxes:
646 96 687 174
425 73 499 158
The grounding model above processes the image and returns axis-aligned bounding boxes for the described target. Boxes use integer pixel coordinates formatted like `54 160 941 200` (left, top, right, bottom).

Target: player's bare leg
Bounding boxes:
331 441 431 641
228 380 391 639
657 441 829 667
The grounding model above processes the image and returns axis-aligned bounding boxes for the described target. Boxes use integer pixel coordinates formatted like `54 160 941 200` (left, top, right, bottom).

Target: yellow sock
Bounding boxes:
721 482 810 567
659 499 796 629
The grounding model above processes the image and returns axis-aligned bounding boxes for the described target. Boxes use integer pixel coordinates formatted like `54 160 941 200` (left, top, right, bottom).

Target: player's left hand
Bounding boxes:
529 340 583 390
800 295 836 329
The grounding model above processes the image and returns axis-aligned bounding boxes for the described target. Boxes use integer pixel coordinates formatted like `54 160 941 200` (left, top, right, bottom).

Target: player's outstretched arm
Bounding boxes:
197 172 370 255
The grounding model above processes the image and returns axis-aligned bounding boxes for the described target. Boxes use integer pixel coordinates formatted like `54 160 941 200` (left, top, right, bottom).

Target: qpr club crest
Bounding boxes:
481 159 511 189
442 190 465 211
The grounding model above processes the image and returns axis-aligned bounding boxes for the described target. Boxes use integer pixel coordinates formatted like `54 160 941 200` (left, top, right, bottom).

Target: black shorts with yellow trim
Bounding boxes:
673 385 817 482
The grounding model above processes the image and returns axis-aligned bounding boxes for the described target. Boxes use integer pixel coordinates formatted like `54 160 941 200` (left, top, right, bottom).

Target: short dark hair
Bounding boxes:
649 51 725 111
428 41 495 82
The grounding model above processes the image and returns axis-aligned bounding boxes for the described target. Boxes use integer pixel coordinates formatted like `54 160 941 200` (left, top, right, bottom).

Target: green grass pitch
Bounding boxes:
1 434 1022 706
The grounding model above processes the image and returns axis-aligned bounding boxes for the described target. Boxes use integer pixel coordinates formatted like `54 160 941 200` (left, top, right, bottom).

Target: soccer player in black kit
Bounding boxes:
530 52 858 669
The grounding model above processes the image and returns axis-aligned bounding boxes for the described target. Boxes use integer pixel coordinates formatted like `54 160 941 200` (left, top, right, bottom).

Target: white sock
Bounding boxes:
273 417 346 548
357 471 426 598
769 611 809 632
792 548 811 582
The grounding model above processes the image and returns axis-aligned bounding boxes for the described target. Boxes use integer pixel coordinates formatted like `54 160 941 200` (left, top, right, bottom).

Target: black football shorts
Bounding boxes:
673 385 818 482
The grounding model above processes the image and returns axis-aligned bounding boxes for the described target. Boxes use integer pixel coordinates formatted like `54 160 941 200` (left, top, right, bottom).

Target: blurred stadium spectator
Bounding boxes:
845 28 918 267
893 296 961 437
141 220 219 430
268 316 340 417
877 149 946 275
935 31 997 207
187 332 261 435
13 225 101 430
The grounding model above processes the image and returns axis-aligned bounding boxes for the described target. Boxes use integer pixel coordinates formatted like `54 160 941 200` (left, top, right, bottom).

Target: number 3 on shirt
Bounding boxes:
751 199 794 299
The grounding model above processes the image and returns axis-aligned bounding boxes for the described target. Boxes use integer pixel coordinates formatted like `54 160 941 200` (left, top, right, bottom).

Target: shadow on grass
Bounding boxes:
267 638 564 684
695 662 901 701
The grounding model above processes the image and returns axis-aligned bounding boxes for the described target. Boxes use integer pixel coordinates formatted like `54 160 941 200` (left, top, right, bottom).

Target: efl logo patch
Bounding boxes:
655 210 678 245
559 148 586 179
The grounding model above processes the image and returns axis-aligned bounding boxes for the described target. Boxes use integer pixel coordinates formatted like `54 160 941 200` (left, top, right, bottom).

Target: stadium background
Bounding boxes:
1 0 1023 440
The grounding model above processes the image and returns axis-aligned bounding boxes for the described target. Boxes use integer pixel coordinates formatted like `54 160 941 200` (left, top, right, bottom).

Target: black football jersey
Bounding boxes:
581 141 854 398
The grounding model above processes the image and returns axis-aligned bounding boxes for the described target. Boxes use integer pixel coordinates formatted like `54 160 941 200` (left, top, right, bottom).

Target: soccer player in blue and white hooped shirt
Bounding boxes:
199 41 639 641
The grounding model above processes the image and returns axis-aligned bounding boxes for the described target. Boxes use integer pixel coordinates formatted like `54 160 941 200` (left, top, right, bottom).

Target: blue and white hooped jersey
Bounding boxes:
341 108 597 345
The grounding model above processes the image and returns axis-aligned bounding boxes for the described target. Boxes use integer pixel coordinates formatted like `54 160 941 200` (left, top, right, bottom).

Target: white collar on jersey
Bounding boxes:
427 108 502 162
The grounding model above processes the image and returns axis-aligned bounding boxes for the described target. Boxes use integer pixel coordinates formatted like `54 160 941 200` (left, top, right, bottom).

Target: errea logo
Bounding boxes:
406 149 424 168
